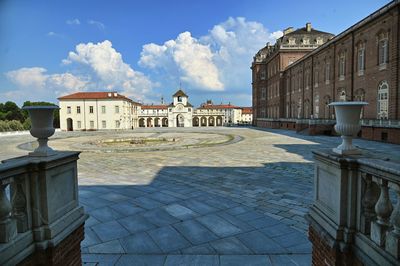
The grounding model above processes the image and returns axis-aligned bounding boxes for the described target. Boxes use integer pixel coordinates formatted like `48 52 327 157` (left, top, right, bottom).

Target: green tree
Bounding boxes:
0 101 24 122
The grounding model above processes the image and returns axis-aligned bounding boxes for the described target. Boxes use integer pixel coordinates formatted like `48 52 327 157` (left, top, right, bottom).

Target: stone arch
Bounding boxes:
146 117 153 127
154 118 160 127
139 118 145 127
200 117 207 126
193 117 199 127
162 118 168 127
208 116 215 126
176 114 184 127
216 116 223 126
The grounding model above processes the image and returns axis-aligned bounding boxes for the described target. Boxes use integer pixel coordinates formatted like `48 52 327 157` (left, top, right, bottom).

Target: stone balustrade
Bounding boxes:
308 149 400 265
0 151 87 265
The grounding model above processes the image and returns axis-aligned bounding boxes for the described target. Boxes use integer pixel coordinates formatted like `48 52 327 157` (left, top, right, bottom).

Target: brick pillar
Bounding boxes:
18 224 85 266
308 223 362 266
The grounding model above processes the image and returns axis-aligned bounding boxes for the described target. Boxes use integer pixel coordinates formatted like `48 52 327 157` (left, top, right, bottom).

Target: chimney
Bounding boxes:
306 23 312 32
283 27 294 35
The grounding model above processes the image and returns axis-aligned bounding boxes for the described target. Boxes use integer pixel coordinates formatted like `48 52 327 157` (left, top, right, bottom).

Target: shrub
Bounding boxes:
7 120 24 131
0 120 10 132
23 118 31 130
0 120 25 132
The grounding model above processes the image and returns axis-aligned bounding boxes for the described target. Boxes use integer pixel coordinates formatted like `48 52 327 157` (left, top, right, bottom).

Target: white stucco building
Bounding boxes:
59 89 251 130
58 92 140 131
240 107 253 124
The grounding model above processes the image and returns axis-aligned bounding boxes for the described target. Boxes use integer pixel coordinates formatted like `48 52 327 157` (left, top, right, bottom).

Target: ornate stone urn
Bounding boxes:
23 106 59 157
329 101 368 155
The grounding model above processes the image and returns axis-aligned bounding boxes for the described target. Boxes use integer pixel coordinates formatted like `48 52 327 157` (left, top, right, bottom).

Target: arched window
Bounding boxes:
377 81 389 119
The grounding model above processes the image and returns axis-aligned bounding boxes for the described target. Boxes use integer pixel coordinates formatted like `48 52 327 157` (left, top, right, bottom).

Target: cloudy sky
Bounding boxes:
0 0 389 107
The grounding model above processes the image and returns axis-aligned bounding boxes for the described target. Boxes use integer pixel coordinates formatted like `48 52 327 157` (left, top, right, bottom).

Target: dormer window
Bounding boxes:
288 38 296 45
302 38 310 45
178 96 182 102
316 37 323 45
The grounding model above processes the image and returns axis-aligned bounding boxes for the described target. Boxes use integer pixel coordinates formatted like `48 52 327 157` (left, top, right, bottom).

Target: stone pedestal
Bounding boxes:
0 151 88 266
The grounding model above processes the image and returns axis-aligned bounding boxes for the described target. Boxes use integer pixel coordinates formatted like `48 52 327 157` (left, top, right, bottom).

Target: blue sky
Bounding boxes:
0 0 390 107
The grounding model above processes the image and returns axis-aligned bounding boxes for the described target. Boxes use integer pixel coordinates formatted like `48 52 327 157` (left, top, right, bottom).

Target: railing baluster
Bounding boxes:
386 184 400 258
371 179 393 246
12 176 28 233
0 183 17 242
360 173 378 234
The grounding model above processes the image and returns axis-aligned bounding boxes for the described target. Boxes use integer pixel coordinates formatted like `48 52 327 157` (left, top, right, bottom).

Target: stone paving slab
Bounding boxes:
3 127 399 265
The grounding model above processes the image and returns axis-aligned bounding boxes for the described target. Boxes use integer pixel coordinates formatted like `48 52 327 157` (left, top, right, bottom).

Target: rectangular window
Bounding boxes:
358 48 365 73
67 106 71 114
102 120 106 128
260 69 266 80
339 54 345 80
89 106 94 114
314 71 319 87
261 87 266 100
378 39 388 67
101 106 106 114
90 120 94 129
325 63 330 84
115 105 119 114
77 121 81 129
115 120 120 128
76 106 81 114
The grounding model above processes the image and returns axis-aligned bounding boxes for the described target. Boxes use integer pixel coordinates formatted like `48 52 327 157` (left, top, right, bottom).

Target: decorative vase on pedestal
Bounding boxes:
22 106 59 157
329 101 368 155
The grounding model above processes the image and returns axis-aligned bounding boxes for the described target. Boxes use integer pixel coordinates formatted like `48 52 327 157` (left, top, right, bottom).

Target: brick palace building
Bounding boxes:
252 0 400 144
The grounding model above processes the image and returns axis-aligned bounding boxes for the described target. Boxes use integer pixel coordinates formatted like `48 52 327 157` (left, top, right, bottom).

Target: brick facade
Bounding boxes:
252 1 400 144
18 224 85 266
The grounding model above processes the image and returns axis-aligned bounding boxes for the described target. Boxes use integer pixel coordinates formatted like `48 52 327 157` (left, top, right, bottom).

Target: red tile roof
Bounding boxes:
241 107 253 114
58 92 140 104
141 105 168 110
198 104 240 109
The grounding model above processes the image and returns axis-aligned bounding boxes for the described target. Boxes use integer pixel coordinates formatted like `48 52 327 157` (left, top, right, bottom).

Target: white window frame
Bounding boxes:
377 81 389 119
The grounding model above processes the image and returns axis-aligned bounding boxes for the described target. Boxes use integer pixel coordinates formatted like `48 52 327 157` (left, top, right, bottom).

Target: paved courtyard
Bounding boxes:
1 127 399 266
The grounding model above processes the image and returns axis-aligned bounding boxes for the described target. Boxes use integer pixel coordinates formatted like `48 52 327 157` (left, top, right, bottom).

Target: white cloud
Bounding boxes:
5 40 154 103
88 19 105 30
5 67 89 102
139 17 280 92
6 67 48 89
66 18 81 25
141 32 223 91
47 31 64 38
63 40 154 100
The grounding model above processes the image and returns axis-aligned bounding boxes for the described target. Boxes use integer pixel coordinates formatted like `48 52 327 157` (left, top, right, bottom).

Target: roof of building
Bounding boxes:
198 104 240 110
58 91 140 104
173 89 188 97
284 0 400 71
141 105 168 110
241 107 253 114
284 26 333 37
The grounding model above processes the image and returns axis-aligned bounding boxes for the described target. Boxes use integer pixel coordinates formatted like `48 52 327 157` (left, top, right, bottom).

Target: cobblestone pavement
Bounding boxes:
1 127 399 266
